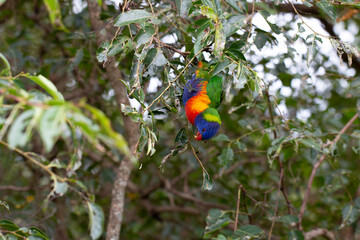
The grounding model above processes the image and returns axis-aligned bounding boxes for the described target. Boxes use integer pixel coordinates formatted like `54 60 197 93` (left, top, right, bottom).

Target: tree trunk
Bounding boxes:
87 1 140 239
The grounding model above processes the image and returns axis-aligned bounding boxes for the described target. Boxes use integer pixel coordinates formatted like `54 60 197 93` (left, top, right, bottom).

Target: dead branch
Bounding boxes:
304 228 336 240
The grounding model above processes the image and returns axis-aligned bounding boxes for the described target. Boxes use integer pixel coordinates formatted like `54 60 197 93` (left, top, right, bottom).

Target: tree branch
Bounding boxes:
0 185 31 191
278 2 360 71
304 228 336 240
298 112 359 229
87 1 139 239
264 89 294 216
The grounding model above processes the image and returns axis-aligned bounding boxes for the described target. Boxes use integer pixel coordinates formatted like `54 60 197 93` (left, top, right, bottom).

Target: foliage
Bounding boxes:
1 0 360 239
0 219 50 240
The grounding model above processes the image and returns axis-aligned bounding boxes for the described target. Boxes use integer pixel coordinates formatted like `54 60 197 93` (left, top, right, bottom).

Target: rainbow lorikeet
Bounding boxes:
183 62 223 140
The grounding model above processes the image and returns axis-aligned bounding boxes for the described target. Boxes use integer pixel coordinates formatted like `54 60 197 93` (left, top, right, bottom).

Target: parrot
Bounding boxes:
182 62 223 140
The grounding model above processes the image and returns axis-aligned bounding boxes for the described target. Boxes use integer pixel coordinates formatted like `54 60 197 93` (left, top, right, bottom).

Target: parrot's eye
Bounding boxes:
202 128 206 132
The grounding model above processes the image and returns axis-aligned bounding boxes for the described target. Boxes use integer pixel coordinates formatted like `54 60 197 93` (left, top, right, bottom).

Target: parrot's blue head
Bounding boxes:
194 108 221 140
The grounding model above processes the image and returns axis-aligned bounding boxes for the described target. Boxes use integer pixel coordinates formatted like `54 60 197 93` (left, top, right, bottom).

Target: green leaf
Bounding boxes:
43 0 69 32
147 128 158 157
120 104 141 122
223 15 246 37
214 23 226 59
194 28 210 58
136 124 148 153
212 234 227 240
229 40 246 50
217 146 234 167
87 202 104 240
67 112 98 140
288 230 304 240
267 136 286 166
259 11 281 34
47 158 65 169
144 49 167 76
144 48 167 67
277 215 299 225
153 51 167 67
225 0 245 13
108 37 130 56
341 203 359 227
135 28 155 47
22 74 64 100
53 181 68 196
232 61 247 89
96 41 110 63
0 53 11 75
39 106 66 153
143 48 157 66
316 0 337 21
29 227 49 240
225 48 246 61
114 10 154 27
86 104 130 156
7 109 35 149
204 209 231 234
278 72 293 86
0 200 10 214
213 58 231 75
355 198 360 209
175 127 188 145
212 134 230 142
28 236 46 240
193 19 212 38
3 234 17 240
202 0 222 17
297 138 322 152
234 140 246 151
238 119 249 127
307 34 321 67
202 169 213 191
69 48 84 71
254 30 268 50
176 0 192 17
0 220 19 231
249 74 264 97
233 225 265 238
200 5 218 21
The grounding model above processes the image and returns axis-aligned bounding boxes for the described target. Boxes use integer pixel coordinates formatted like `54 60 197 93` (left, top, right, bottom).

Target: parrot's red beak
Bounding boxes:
195 131 202 140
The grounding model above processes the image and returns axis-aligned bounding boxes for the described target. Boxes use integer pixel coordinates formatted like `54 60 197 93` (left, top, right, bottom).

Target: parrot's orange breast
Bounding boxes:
184 81 210 125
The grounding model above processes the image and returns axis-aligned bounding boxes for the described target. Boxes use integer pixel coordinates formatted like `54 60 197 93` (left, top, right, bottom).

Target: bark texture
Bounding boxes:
87 1 139 239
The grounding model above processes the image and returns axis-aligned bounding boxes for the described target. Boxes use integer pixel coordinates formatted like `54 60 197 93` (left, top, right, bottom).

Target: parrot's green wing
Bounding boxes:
206 76 223 108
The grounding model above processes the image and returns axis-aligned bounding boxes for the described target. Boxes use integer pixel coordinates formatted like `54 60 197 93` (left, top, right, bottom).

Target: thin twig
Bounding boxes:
304 228 335 240
246 0 255 42
0 185 30 191
147 0 161 48
287 0 330 39
237 185 252 224
327 159 353 204
298 112 359 229
234 185 242 232
0 140 67 183
264 89 293 215
268 167 284 240
188 141 206 172
160 42 190 56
